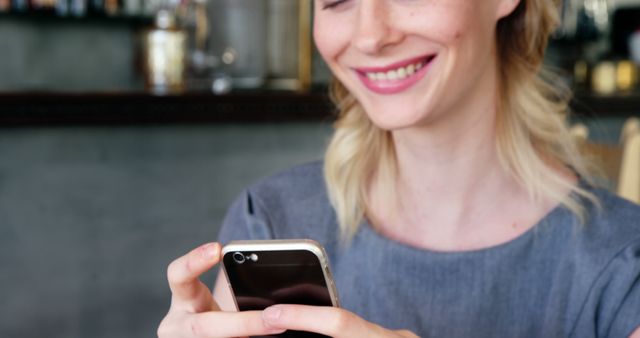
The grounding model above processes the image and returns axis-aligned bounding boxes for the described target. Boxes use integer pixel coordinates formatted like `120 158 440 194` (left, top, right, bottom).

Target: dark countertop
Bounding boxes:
0 91 336 126
0 90 638 126
570 91 640 118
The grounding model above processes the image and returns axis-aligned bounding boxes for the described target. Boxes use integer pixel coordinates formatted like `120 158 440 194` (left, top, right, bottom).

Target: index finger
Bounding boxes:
187 310 286 338
261 305 389 338
167 242 221 302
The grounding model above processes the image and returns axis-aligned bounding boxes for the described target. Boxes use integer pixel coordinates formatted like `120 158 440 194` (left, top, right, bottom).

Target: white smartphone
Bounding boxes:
221 239 340 337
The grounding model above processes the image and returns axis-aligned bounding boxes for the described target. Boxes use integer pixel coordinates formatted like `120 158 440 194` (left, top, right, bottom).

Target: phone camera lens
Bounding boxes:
233 252 245 264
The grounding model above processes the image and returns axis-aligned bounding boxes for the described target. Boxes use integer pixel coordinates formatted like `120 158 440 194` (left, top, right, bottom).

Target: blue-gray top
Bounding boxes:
217 162 640 338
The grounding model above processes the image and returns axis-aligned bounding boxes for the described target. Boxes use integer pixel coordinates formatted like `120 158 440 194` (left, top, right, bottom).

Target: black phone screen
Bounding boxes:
223 249 333 338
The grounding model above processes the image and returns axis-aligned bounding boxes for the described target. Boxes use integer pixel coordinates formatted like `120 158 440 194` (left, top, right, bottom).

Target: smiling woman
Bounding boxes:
157 0 640 337
319 0 596 240
315 0 504 131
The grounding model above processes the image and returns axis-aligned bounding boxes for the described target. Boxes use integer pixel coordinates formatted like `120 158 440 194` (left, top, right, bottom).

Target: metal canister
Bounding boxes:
142 10 187 95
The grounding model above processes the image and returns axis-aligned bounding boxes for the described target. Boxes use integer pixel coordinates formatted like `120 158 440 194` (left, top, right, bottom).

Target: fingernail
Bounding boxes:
201 243 218 259
263 306 282 322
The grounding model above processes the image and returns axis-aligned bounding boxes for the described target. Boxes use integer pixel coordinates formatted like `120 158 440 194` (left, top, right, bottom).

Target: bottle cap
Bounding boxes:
155 10 176 29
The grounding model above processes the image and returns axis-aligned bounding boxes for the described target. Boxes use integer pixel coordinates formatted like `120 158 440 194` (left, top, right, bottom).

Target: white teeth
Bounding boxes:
407 64 415 75
364 59 428 81
397 67 407 79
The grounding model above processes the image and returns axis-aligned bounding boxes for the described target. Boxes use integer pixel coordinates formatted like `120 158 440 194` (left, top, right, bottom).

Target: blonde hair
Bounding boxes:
323 0 598 239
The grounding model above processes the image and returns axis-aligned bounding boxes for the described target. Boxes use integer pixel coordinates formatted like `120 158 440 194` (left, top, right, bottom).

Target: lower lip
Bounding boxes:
356 57 435 95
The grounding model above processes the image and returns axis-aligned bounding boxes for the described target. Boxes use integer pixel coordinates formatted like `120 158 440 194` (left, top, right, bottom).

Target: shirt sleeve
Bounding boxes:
216 189 275 244
601 239 640 338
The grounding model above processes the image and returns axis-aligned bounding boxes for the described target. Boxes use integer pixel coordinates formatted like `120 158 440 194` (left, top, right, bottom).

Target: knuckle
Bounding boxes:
189 315 206 337
238 312 262 332
167 255 196 289
156 316 174 338
190 321 199 337
166 259 182 285
331 310 354 333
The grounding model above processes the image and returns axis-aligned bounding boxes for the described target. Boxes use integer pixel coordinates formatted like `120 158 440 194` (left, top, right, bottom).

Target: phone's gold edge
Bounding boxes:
219 267 241 312
222 239 322 255
221 239 341 308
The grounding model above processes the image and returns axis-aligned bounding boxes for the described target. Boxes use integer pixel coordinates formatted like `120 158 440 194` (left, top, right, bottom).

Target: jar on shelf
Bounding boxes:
141 10 187 95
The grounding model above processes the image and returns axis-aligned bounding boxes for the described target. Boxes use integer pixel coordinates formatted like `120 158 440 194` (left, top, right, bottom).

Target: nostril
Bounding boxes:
352 24 403 55
353 37 386 54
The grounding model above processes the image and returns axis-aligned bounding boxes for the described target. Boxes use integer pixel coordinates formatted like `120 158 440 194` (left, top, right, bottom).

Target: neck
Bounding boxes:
393 103 511 221
368 101 550 252
393 104 501 198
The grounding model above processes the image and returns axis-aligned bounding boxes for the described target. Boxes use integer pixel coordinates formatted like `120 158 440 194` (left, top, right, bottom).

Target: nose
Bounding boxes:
352 1 402 54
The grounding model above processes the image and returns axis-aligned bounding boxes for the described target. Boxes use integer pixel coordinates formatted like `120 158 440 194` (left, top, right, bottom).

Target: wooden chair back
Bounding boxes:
572 118 640 204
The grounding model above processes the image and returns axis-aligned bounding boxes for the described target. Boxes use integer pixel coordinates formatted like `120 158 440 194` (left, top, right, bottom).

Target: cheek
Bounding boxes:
406 15 466 45
313 17 348 65
411 2 484 43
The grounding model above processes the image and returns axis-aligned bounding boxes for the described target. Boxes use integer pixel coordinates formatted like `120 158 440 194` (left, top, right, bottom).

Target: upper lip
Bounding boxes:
353 54 436 73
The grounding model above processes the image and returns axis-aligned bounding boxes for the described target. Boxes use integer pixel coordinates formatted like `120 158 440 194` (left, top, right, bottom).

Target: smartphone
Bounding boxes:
221 239 340 338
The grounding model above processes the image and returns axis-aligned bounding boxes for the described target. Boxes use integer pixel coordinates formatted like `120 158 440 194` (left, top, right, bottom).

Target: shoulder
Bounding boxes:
580 187 640 253
247 160 327 205
568 188 640 337
552 186 640 286
236 161 338 240
565 186 640 290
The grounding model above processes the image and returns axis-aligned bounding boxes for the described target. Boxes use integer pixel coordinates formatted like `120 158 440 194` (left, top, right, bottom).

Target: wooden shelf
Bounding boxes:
0 90 638 126
571 90 640 117
0 91 336 126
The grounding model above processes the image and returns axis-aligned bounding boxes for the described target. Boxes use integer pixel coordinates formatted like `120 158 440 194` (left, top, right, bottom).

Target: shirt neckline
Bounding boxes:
356 194 577 258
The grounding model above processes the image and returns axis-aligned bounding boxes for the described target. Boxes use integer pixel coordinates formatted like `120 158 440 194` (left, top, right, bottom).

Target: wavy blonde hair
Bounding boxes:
323 0 598 239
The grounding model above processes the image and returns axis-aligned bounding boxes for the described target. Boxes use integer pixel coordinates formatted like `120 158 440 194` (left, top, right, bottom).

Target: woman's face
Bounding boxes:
314 0 519 130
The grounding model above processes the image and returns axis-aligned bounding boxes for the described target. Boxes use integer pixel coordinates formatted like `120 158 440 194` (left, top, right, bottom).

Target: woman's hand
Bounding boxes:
261 304 419 338
157 242 418 338
157 242 286 338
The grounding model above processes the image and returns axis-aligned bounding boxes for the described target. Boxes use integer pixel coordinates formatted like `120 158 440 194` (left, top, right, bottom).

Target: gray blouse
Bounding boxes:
217 161 640 338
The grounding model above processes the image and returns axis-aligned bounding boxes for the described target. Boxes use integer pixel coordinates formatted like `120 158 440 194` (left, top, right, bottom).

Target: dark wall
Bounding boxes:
0 13 332 93
0 18 143 92
0 122 331 338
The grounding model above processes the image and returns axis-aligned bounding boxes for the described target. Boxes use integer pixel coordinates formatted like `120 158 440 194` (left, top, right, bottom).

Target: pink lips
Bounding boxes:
354 55 436 95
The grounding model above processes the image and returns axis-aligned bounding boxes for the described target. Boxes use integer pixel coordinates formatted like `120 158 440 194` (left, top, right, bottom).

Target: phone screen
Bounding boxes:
223 249 333 338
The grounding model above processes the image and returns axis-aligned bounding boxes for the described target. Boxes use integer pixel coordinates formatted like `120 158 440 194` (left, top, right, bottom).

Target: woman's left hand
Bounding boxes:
261 304 418 338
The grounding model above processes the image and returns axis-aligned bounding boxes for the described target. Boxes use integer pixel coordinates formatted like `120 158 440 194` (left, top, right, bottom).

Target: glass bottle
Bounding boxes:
142 10 188 95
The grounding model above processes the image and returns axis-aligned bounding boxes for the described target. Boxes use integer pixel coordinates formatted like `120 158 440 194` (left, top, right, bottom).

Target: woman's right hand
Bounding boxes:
157 242 286 338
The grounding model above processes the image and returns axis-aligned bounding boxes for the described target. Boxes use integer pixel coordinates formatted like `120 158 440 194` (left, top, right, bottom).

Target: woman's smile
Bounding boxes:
353 54 437 95
313 0 503 130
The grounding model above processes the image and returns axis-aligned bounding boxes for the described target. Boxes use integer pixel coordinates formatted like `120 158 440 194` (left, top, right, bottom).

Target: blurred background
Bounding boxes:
0 0 639 337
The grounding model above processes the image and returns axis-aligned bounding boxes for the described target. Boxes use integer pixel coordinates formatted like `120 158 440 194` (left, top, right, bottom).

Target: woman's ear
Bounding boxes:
496 0 521 19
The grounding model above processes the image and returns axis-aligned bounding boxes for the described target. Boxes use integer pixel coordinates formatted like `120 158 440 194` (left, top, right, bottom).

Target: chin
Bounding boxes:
358 101 429 131
365 112 427 131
